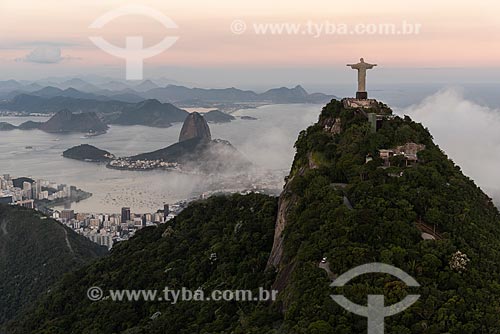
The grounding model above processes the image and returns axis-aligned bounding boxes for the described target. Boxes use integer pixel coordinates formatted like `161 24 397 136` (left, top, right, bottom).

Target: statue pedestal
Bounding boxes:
356 91 368 99
342 98 378 109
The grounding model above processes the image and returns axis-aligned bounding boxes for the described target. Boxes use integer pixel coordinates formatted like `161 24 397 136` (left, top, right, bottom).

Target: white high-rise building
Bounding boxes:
34 180 42 200
23 182 32 199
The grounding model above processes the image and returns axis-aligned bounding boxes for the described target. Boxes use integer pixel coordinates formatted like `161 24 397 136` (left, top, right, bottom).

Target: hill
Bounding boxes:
17 121 43 130
0 205 107 328
178 112 212 142
6 194 277 334
262 99 500 332
39 110 108 134
134 79 160 92
260 85 309 103
63 144 114 162
0 112 108 134
203 110 236 123
129 137 249 173
109 99 188 128
29 87 109 101
0 122 16 131
8 99 500 333
124 113 248 173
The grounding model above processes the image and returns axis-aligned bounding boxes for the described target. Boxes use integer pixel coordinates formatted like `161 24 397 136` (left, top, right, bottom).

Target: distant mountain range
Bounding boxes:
0 78 336 107
2 94 131 113
0 99 239 130
39 110 109 134
139 84 334 104
0 79 336 129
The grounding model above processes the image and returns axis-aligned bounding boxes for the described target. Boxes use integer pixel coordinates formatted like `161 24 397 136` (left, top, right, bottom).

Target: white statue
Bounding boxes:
347 58 377 97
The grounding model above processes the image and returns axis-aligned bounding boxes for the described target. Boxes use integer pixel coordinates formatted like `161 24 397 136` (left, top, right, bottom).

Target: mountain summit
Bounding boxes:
39 109 108 134
178 112 212 142
127 112 247 173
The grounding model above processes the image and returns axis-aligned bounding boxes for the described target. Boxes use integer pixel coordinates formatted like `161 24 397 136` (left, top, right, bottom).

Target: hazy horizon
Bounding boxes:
1 0 500 86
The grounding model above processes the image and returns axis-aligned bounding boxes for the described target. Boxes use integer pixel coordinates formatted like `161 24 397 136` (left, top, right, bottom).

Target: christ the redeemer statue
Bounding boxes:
347 58 377 99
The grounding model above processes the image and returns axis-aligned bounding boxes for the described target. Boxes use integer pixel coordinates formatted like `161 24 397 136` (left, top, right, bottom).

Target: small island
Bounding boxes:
240 116 258 120
63 144 115 162
0 110 109 135
202 110 236 123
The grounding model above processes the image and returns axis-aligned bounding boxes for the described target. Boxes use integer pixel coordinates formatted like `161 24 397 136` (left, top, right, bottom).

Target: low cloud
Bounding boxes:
400 88 500 204
16 46 64 64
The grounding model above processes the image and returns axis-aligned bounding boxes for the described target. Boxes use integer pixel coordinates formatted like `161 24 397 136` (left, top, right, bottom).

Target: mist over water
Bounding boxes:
400 88 500 205
2 90 499 212
0 104 320 213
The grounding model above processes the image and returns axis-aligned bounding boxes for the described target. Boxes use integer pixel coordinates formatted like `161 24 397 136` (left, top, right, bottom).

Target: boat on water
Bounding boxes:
83 131 104 138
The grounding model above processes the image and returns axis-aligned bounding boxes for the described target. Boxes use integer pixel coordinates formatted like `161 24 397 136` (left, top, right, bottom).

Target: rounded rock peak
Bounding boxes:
178 112 212 142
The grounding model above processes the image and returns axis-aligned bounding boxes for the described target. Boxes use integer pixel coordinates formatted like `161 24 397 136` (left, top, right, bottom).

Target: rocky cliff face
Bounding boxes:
39 110 108 134
178 112 212 142
267 175 298 270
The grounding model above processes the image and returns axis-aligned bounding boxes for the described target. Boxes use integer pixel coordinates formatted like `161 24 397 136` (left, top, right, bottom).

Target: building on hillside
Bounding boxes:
379 143 426 167
60 209 75 221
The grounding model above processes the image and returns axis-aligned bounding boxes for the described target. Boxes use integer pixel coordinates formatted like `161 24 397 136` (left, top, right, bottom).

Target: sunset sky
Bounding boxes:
1 0 499 87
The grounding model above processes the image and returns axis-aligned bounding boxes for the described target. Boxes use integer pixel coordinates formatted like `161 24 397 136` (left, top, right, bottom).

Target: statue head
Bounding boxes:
360 58 364 62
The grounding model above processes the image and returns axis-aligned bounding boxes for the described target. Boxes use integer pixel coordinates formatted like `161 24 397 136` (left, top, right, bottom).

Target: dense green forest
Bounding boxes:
0 205 107 329
7 194 278 334
6 99 500 333
270 100 500 333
